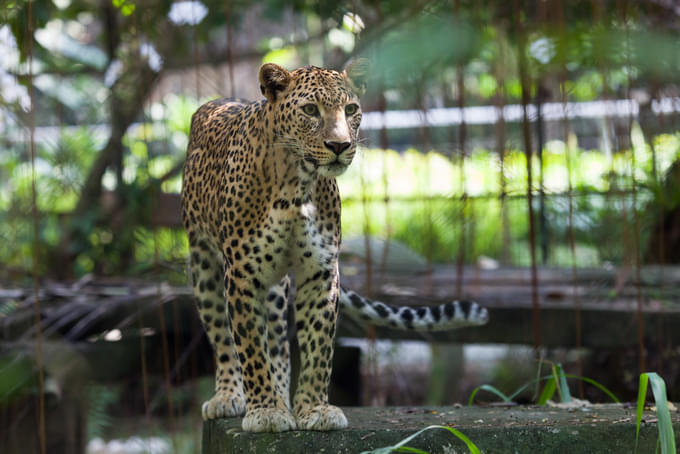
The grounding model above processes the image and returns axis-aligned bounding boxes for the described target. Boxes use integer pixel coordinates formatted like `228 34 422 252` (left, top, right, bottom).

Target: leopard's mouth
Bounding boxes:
302 151 353 176
314 158 349 177
304 155 350 167
328 160 347 169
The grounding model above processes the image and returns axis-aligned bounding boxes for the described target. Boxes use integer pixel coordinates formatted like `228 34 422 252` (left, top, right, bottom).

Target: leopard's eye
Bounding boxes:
345 103 359 116
302 104 319 116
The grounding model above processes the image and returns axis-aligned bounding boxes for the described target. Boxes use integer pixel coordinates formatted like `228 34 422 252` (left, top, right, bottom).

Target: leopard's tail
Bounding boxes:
339 287 488 331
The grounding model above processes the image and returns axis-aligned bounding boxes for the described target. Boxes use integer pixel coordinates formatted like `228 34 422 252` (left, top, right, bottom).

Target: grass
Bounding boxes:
466 365 676 454
360 425 481 454
467 361 620 406
366 368 676 454
635 372 676 454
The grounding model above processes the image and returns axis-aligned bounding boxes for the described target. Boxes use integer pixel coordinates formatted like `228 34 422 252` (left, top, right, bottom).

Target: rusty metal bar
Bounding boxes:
455 60 467 299
27 0 47 451
620 0 646 375
514 0 542 355
558 0 584 398
224 0 235 97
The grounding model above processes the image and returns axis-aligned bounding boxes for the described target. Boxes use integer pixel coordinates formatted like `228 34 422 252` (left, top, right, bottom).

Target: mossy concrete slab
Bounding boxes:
203 404 680 453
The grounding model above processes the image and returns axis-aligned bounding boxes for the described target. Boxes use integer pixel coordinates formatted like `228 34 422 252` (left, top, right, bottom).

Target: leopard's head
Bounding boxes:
259 59 369 177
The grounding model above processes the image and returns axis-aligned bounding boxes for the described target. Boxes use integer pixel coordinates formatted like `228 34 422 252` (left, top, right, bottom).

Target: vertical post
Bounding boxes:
361 152 378 402
378 86 392 275
453 0 467 298
137 15 178 435
535 85 549 264
650 85 665 375
416 76 434 283
375 1 392 276
225 0 235 97
620 0 646 375
514 0 542 355
129 10 152 426
558 0 584 398
495 23 510 265
191 0 201 99
26 1 47 452
361 156 373 297
455 67 468 297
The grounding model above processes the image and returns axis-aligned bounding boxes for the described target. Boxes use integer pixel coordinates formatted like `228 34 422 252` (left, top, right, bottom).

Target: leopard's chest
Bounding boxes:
267 200 337 269
213 142 341 289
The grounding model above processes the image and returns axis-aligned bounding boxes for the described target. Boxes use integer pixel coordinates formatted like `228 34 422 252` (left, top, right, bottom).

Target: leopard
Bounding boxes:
181 60 488 433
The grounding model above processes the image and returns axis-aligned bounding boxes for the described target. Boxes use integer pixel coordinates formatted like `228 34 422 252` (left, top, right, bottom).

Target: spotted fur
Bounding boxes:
181 61 487 433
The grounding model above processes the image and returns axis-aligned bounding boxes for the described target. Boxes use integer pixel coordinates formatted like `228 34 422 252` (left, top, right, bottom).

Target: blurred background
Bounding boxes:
2 0 680 452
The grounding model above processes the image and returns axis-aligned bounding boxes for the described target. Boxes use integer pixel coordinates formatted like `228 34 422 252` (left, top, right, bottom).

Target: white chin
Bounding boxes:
318 163 348 177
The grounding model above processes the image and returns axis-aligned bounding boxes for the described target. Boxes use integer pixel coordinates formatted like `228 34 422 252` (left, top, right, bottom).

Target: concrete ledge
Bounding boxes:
202 404 680 453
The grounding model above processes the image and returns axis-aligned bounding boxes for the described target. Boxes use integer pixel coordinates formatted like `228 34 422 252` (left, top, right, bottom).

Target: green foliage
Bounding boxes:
3 0 680 279
6 0 53 62
535 363 574 405
563 374 620 404
0 354 37 404
468 362 619 406
340 135 679 266
86 384 120 440
262 46 299 68
112 0 136 16
477 73 498 99
42 127 101 210
553 363 571 403
635 373 676 454
537 376 557 405
0 300 18 317
164 95 201 137
467 384 513 405
366 14 481 87
2 126 678 278
361 425 481 454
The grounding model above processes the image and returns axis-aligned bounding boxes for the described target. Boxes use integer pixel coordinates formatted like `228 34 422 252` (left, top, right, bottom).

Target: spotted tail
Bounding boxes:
339 287 488 331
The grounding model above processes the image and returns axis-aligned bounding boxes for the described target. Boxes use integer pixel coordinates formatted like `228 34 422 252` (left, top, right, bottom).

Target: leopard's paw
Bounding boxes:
242 407 297 433
296 404 347 431
201 392 246 420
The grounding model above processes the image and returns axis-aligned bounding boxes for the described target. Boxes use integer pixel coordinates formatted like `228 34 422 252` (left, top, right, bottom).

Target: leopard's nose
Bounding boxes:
324 141 351 155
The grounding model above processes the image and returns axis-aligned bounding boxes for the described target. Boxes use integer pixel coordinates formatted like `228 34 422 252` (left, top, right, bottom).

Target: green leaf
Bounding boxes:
537 377 556 405
468 375 558 406
111 0 135 16
393 446 429 453
361 425 481 454
635 373 676 454
564 374 620 403
121 4 135 16
636 373 650 452
533 357 546 402
468 384 511 405
439 426 482 454
506 381 534 402
553 363 572 403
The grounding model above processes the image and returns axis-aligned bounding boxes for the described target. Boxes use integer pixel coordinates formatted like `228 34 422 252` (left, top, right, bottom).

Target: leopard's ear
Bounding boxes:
259 63 292 103
343 58 370 96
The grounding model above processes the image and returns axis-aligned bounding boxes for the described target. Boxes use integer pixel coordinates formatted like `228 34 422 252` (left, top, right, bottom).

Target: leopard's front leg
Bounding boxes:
188 235 246 420
225 270 297 433
292 261 347 431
